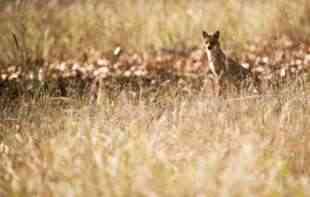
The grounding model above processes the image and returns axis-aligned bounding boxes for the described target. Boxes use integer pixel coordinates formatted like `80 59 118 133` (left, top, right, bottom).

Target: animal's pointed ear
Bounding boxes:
214 30 220 39
202 31 209 38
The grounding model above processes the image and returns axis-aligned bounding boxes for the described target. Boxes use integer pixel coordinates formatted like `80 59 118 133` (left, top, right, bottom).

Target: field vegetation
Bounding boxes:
0 0 310 196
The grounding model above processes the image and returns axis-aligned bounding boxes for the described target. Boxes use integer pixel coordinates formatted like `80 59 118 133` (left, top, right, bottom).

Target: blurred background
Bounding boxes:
0 0 309 63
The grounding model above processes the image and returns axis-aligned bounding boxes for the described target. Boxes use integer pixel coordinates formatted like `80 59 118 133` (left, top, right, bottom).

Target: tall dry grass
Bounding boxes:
1 1 310 196
0 0 309 65
1 87 310 196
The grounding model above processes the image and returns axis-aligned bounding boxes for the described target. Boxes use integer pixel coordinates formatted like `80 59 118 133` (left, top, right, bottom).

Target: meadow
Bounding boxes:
0 0 310 196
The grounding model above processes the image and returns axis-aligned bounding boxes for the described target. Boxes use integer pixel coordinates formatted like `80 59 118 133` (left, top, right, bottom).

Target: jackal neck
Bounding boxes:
206 44 227 75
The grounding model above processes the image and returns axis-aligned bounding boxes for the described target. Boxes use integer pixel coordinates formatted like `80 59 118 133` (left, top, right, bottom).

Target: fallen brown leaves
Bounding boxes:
0 35 309 98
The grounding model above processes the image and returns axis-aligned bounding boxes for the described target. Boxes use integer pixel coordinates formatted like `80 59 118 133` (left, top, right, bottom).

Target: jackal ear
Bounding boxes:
214 30 220 39
202 31 209 38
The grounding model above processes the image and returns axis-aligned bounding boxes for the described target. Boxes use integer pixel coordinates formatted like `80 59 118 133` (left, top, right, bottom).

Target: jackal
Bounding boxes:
202 30 259 95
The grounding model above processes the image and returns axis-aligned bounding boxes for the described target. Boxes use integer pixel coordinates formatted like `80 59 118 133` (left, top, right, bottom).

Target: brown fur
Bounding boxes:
202 30 258 95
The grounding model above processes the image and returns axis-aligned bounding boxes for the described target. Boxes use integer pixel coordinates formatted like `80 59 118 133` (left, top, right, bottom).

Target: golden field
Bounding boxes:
0 0 310 196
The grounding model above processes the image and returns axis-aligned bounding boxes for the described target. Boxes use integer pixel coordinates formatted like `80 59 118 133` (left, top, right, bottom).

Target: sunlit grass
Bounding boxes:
0 0 310 196
0 0 309 64
0 86 310 196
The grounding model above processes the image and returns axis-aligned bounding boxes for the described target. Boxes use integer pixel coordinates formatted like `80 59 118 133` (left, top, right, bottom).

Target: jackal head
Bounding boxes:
202 30 220 50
